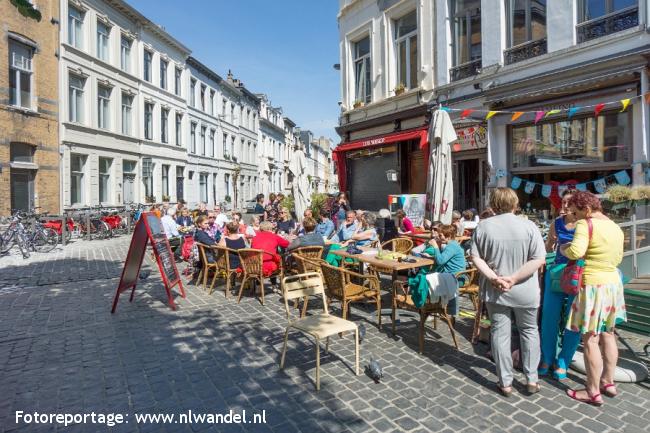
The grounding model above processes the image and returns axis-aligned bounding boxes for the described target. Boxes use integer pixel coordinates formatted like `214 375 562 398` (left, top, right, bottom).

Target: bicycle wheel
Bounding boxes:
113 219 128 236
32 228 58 253
0 231 14 254
93 220 112 240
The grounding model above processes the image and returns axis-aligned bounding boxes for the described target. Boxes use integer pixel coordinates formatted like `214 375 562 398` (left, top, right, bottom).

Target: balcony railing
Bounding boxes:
449 58 482 82
504 38 547 65
576 6 638 43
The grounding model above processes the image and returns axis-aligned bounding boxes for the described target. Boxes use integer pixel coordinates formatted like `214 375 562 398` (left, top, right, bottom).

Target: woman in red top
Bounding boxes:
396 209 414 234
251 221 290 275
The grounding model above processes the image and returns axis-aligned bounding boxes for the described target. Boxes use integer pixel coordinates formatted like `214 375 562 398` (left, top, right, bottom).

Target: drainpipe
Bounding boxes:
641 69 649 185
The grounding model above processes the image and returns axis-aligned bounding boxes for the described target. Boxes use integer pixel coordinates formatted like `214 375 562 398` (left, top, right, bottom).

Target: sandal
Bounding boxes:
526 382 541 395
600 383 618 398
566 389 603 406
552 368 568 381
497 384 513 398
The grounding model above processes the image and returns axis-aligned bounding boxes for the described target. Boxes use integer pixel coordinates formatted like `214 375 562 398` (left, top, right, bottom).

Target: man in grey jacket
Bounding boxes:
287 217 324 251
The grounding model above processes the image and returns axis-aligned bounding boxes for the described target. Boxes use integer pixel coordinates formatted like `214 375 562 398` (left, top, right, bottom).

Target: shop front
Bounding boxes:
333 126 429 211
452 123 489 212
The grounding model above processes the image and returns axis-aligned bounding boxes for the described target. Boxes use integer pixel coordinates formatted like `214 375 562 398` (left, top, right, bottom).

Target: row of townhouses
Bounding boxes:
336 0 650 212
1 0 337 215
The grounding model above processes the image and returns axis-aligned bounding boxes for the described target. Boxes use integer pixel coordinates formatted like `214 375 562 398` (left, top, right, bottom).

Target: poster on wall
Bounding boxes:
388 194 427 227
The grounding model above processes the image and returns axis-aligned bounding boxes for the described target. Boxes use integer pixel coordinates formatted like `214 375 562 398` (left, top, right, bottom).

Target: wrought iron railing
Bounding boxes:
449 58 482 82
504 38 547 65
576 6 639 43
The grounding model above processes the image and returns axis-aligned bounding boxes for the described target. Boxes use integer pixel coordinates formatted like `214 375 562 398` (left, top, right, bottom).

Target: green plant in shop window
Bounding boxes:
10 0 42 21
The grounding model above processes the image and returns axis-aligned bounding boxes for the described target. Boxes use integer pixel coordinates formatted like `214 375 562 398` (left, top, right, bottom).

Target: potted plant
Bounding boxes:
394 82 406 96
353 99 364 109
632 185 650 219
145 195 156 204
224 195 232 203
162 195 170 202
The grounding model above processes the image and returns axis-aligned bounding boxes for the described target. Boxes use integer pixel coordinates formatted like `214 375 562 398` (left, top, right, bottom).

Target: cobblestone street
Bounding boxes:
1 237 649 433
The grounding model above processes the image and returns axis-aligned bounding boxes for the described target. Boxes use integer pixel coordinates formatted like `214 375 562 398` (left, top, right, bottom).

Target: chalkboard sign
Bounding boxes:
112 212 185 313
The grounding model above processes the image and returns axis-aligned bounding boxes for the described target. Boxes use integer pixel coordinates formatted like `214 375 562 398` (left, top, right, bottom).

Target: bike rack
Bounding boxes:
41 216 68 246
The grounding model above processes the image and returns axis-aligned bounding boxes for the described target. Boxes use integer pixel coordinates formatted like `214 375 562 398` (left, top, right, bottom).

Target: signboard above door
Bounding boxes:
453 125 487 152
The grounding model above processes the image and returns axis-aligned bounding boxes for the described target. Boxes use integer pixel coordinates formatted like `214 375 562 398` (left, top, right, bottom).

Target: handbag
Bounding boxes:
548 263 567 293
560 218 593 296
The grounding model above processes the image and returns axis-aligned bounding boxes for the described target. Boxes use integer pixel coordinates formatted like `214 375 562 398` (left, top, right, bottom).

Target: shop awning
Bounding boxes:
333 126 429 193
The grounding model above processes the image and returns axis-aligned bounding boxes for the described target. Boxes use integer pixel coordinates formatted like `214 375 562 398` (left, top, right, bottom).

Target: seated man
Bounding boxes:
315 209 335 239
288 217 325 252
161 208 183 260
333 210 358 243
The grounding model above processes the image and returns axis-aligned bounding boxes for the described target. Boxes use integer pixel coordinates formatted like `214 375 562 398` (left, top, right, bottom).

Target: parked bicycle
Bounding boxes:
0 210 58 258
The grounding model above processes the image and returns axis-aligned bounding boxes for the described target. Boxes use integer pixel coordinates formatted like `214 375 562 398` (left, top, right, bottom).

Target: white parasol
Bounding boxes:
426 109 457 225
289 144 310 221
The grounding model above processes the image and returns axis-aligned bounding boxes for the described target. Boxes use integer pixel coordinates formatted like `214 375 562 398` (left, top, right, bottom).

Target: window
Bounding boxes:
580 0 637 22
9 39 33 109
160 59 168 89
451 0 482 65
121 93 133 135
253 113 257 131
69 74 85 123
209 90 215 115
190 122 197 153
143 50 152 82
96 21 110 61
510 110 631 169
190 79 196 107
99 157 112 203
200 85 206 111
176 166 184 200
223 133 228 157
70 154 86 205
230 104 235 123
507 0 546 47
175 67 182 96
209 130 215 157
231 136 236 158
394 10 418 90
161 108 169 143
120 36 131 72
200 126 206 155
144 102 153 140
10 142 34 163
68 6 84 48
247 142 252 163
247 109 252 129
224 173 230 197
353 36 371 104
199 173 208 203
175 113 182 146
97 85 111 130
162 165 169 198
222 99 227 116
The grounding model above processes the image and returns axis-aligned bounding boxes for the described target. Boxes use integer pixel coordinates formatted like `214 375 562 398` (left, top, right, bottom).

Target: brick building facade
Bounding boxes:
0 0 60 215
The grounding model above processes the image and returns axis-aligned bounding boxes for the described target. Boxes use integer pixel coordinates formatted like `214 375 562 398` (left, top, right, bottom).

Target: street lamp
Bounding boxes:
232 164 241 209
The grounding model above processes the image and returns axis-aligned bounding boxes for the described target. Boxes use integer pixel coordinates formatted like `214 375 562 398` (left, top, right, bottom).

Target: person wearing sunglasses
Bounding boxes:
205 212 221 242
276 207 296 235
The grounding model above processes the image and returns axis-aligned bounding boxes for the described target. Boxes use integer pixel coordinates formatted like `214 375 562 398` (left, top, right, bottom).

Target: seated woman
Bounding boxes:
251 221 290 276
219 221 247 270
176 208 194 230
422 224 467 323
276 207 296 235
194 215 217 267
344 212 378 247
397 209 414 234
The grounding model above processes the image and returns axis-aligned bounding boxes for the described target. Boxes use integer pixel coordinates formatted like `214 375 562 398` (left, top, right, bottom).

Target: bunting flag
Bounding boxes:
440 106 451 112
558 185 569 197
594 178 607 193
511 112 524 121
508 170 631 197
511 176 522 189
614 170 631 186
524 181 536 194
567 107 581 119
534 111 545 124
486 111 499 120
620 99 631 112
576 183 588 191
545 110 561 118
594 103 606 117
541 184 552 198
460 109 475 119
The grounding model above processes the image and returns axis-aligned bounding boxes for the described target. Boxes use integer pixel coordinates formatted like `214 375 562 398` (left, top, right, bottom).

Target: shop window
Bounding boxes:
450 0 482 81
353 35 371 104
394 10 418 90
577 0 638 43
99 157 112 203
9 39 34 109
70 154 86 205
510 110 630 169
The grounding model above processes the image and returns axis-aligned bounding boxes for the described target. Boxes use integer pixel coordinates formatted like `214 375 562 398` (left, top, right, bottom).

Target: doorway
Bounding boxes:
453 154 486 212
11 169 34 211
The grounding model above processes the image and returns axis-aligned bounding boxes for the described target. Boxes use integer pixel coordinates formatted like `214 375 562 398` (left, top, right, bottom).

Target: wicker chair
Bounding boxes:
320 262 382 328
455 268 479 311
286 246 324 275
209 246 242 297
195 242 218 291
237 248 283 305
391 280 459 352
382 238 413 254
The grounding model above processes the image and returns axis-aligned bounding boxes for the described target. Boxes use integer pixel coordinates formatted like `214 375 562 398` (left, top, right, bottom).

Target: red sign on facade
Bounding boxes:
111 212 186 313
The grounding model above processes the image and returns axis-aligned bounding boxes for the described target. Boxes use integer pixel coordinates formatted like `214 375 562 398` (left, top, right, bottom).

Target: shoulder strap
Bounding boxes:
586 218 593 240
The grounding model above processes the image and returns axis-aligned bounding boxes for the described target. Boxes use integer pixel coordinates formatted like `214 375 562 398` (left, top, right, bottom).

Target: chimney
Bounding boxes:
227 69 234 82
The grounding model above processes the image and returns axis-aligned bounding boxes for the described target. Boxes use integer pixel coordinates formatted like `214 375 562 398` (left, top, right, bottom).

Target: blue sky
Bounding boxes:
131 0 341 143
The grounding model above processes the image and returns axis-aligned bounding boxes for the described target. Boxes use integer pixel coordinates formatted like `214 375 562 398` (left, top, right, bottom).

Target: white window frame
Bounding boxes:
121 93 132 135
160 59 168 90
175 112 182 146
161 108 169 143
97 85 111 130
68 6 84 49
393 10 418 90
199 173 208 203
352 34 372 104
98 157 112 204
190 79 196 107
144 102 154 140
162 164 170 198
200 125 206 155
70 154 86 205
96 21 110 62
9 39 34 110
175 67 182 96
200 84 206 111
143 50 152 82
120 35 131 72
190 122 197 153
209 129 215 157
68 74 85 123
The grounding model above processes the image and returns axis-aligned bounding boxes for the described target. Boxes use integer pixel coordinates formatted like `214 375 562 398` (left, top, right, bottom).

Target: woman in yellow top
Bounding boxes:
560 191 625 406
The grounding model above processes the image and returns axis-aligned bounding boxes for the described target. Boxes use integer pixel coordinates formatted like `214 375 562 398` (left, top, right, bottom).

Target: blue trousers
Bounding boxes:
540 271 580 370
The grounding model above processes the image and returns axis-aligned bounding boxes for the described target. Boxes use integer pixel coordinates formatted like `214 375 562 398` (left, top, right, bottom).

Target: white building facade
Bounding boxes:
59 0 191 208
337 0 650 212
258 95 287 196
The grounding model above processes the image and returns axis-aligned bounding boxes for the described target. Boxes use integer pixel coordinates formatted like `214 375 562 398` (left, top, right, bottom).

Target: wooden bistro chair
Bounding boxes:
195 242 218 292
237 248 283 305
279 272 359 391
382 237 414 254
209 246 241 297
455 268 479 311
391 280 460 353
286 246 324 275
320 262 382 328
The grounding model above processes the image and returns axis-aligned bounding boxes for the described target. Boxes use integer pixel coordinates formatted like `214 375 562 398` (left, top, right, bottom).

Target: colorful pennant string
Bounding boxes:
620 98 631 112
509 170 632 196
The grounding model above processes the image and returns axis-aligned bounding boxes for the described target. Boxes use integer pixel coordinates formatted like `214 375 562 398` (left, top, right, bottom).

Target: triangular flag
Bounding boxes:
645 93 650 104
510 177 522 190
620 99 631 112
460 109 475 119
440 106 450 112
545 110 561 118
534 111 545 124
511 112 524 121
486 111 498 120
541 184 552 198
614 170 631 186
594 103 606 117
524 181 536 194
567 107 581 119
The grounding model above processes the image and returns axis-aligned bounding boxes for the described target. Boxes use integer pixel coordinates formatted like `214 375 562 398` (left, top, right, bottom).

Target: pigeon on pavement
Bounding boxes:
358 323 366 343
138 269 151 280
365 356 383 383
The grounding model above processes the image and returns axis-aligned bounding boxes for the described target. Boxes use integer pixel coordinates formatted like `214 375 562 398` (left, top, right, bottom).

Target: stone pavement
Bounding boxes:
0 237 649 433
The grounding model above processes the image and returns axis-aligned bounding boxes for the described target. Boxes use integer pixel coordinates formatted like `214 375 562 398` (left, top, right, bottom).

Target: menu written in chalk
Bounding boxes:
153 233 178 285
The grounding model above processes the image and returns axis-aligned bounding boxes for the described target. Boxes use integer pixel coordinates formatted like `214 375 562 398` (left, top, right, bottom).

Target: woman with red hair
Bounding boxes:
561 191 625 406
